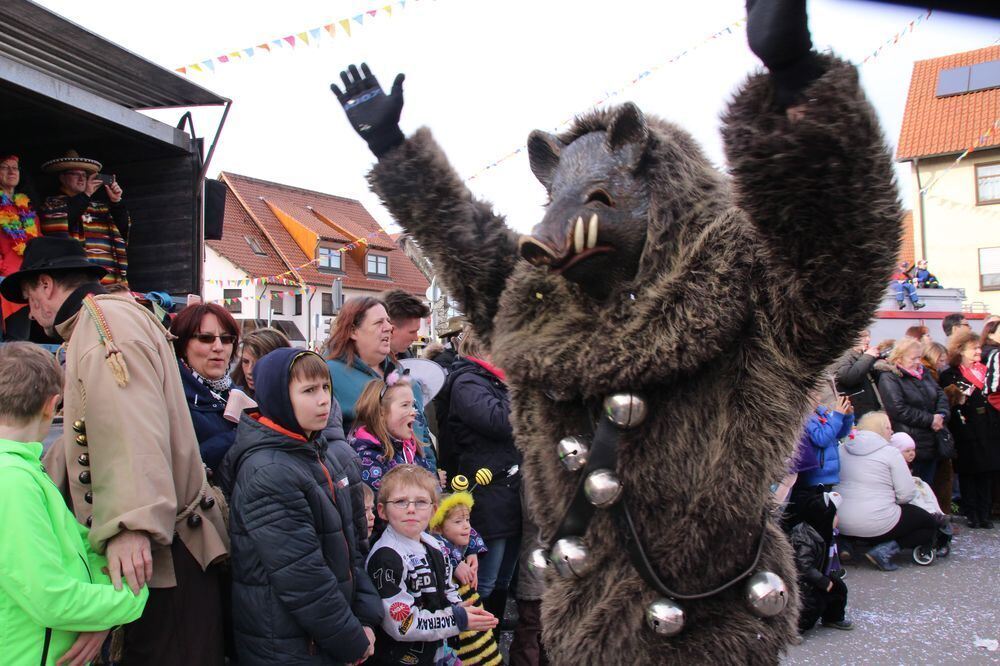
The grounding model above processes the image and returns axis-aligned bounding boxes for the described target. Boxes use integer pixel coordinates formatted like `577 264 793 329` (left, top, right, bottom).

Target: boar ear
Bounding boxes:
527 131 564 189
606 102 648 154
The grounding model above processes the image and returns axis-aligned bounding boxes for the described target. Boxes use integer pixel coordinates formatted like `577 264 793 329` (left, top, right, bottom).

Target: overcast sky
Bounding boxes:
33 0 1000 233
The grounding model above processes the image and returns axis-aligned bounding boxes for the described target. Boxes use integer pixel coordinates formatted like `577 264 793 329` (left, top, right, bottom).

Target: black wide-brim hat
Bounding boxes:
0 237 106 303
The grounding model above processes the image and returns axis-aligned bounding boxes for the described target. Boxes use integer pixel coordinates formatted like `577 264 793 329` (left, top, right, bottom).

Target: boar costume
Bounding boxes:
331 2 900 662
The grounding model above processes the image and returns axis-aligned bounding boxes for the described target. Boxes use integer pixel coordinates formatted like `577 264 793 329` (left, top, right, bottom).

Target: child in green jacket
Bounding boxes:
0 342 147 665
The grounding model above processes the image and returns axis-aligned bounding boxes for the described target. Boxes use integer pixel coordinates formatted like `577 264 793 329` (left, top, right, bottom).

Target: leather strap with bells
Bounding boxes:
542 393 781 629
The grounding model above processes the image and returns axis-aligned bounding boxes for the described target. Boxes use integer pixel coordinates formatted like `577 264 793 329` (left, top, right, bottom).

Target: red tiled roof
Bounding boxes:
897 45 1000 161
216 172 428 295
206 189 289 279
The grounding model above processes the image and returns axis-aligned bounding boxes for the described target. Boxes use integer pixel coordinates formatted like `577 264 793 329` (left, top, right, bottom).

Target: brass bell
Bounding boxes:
583 469 623 508
550 537 591 578
646 598 685 636
745 571 788 618
200 495 216 510
187 513 202 528
84 491 93 504
557 436 590 472
603 393 648 429
85 516 93 527
79 471 91 485
77 453 90 467
75 434 87 447
72 420 86 434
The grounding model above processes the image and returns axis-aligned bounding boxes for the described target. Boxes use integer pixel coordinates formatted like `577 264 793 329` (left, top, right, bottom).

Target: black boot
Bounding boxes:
484 588 517 631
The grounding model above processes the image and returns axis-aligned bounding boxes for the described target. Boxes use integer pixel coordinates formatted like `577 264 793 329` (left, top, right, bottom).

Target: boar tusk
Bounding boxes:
573 216 585 255
587 213 599 249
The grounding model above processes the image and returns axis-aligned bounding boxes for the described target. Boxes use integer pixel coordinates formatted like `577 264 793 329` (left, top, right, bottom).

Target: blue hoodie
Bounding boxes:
797 406 854 487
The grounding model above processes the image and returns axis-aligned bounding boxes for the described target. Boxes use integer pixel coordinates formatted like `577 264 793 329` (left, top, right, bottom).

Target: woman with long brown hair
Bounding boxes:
323 296 394 434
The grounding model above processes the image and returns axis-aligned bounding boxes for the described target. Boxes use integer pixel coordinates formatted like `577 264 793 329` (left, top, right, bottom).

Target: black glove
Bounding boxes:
746 0 824 109
331 63 405 158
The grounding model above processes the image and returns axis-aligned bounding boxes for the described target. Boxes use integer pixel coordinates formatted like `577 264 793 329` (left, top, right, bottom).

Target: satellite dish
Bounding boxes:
398 358 447 402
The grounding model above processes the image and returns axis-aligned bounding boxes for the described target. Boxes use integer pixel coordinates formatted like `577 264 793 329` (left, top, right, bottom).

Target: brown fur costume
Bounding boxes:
367 55 899 664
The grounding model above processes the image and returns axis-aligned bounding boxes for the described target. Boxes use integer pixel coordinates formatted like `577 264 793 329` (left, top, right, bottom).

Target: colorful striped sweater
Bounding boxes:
38 193 130 286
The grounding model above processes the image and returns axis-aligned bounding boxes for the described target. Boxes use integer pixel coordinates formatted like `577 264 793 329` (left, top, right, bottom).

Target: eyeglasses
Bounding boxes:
194 333 237 345
384 498 433 510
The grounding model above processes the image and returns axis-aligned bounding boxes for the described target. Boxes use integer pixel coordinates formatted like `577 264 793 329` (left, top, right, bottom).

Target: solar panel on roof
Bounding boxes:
936 66 971 97
969 59 1000 93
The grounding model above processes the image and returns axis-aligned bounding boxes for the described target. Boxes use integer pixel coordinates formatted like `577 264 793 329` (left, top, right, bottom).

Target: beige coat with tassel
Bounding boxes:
46 294 229 588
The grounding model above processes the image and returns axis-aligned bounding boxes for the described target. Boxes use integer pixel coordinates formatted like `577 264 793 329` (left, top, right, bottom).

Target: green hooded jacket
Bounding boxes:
0 438 148 665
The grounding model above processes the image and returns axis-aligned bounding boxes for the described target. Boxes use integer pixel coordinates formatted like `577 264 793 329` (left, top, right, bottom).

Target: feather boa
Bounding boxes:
0 192 39 256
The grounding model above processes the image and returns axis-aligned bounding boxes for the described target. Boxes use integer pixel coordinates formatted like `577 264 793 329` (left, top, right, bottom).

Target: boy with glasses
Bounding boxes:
367 464 496 664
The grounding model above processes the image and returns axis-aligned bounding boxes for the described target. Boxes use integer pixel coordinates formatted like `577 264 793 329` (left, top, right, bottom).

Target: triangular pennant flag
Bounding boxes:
309 28 321 41
399 0 406 8
244 48 255 57
175 66 186 74
258 42 271 52
218 55 229 63
229 51 242 59
367 10 378 17
339 19 352 36
353 14 364 26
384 5 393 15
191 63 203 72
284 35 297 47
271 39 284 48
324 23 336 37
297 31 310 45
202 60 215 72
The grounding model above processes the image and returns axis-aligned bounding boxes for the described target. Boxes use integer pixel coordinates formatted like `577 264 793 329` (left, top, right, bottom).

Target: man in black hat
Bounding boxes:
2 236 230 665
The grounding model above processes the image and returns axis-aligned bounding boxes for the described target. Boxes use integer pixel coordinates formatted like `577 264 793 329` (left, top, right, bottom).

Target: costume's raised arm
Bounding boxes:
367 129 519 341
719 0 900 361
332 63 518 342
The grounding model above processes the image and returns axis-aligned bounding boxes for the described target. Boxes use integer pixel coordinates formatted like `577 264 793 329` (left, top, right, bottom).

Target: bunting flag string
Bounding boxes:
925 192 1000 221
465 8 935 182
174 1 412 76
920 119 1000 195
465 16 747 181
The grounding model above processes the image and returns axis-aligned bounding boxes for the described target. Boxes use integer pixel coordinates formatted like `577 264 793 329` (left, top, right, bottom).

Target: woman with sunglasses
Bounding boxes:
171 303 241 475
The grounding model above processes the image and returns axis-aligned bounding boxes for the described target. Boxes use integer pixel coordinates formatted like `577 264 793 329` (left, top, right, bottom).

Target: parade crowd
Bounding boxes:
1 233 999 665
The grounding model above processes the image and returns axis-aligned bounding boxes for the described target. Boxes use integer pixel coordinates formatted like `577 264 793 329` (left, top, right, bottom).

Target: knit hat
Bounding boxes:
430 491 474 531
889 432 916 452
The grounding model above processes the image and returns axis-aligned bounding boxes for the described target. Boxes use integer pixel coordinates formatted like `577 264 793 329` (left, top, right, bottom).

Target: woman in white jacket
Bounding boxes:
837 412 939 571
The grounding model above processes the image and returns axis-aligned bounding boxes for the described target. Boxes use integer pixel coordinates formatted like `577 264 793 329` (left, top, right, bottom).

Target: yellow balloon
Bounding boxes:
475 468 493 486
452 475 469 492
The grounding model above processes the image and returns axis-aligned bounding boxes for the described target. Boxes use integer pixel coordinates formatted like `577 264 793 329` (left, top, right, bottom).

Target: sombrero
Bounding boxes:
41 150 102 175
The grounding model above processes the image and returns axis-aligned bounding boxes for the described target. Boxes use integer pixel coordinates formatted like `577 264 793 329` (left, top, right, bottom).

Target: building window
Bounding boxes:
294 294 302 315
980 247 1000 291
271 291 283 315
976 162 1000 205
367 253 388 276
322 292 334 316
317 246 342 271
223 288 242 314
245 235 267 256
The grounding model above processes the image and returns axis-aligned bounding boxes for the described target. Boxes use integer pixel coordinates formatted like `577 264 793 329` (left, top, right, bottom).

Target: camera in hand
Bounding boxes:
877 349 891 360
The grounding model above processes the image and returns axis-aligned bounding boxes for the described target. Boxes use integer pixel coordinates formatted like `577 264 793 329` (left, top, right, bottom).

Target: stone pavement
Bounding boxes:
785 524 1000 665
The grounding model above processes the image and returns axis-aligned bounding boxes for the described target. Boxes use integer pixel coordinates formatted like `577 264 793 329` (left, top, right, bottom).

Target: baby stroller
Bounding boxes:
840 520 950 567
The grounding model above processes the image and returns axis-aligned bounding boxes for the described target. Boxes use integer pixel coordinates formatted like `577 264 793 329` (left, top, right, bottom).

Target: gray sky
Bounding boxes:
34 0 1000 233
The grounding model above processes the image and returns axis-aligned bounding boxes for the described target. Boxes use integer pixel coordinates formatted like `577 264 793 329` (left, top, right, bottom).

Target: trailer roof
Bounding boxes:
0 0 228 110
